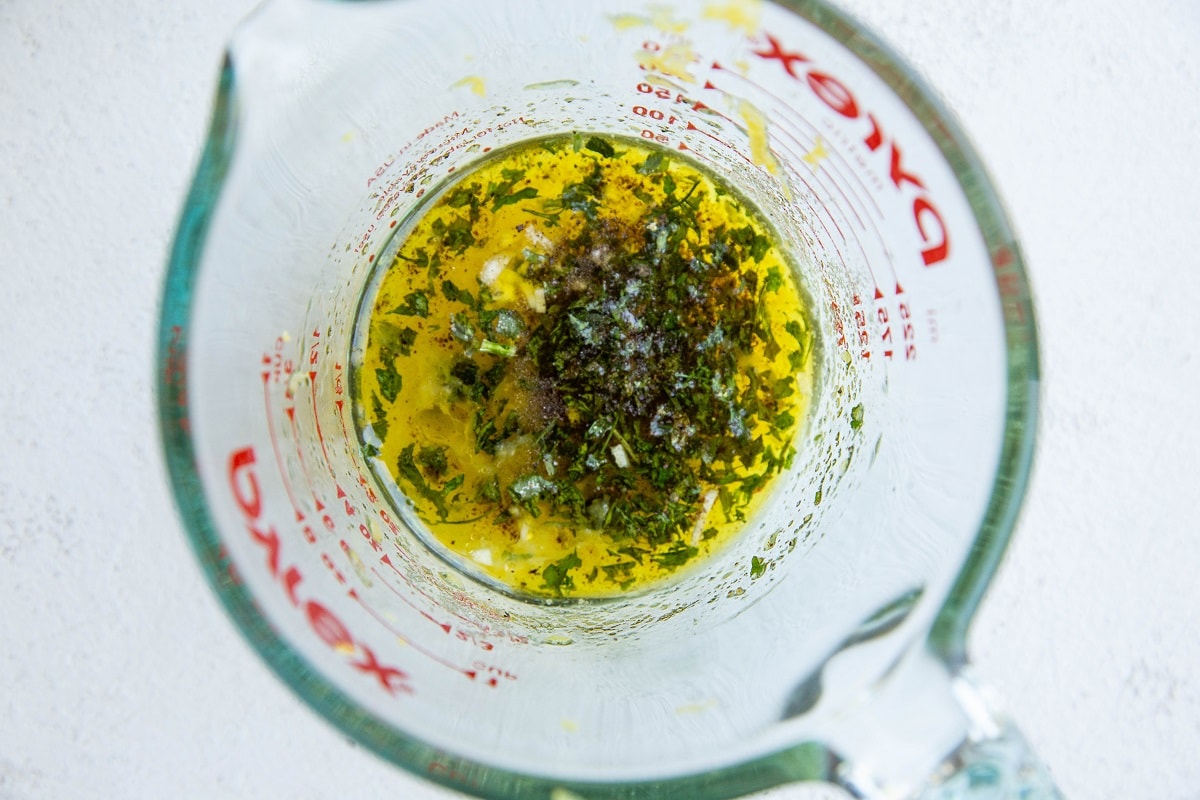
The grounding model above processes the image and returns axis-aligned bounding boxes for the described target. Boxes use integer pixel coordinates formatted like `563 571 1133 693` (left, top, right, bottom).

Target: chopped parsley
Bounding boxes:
357 133 816 598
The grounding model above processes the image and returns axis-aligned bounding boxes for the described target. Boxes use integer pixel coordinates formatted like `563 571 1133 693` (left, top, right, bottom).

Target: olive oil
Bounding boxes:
355 133 815 599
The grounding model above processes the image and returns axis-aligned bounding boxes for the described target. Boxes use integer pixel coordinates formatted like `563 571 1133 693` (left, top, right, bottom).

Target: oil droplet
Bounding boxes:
637 42 701 83
737 99 783 177
703 0 763 35
675 697 719 715
451 75 487 97
609 13 645 31
802 135 831 172
609 7 691 34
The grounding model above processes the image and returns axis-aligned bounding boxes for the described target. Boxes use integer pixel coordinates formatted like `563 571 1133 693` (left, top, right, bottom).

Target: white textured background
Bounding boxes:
2 1 1198 798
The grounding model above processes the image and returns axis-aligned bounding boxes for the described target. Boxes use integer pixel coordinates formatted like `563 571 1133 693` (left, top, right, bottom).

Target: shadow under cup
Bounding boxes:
159 1 1041 797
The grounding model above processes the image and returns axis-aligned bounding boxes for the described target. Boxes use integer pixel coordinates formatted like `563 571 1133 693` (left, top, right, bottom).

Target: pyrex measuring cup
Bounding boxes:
157 0 1060 797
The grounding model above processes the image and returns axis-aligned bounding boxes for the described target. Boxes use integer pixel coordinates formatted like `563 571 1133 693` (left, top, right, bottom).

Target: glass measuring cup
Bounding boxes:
156 0 1061 797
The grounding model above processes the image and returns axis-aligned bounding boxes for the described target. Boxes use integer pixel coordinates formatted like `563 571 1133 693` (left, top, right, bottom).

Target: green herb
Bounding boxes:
750 555 767 579
556 162 604 221
428 173 805 560
441 280 474 306
361 133 815 597
523 208 563 227
432 213 476 253
585 136 616 158
637 151 667 175
417 445 449 478
398 247 442 282
370 393 389 440
653 543 698 568
450 313 475 343
396 444 462 519
375 367 401 403
375 320 419 360
488 168 540 211
489 309 523 340
445 183 480 208
762 267 784 294
389 290 430 318
479 339 516 358
541 550 583 594
479 476 501 502
393 327 418 357
509 474 557 516
492 187 540 211
850 403 865 431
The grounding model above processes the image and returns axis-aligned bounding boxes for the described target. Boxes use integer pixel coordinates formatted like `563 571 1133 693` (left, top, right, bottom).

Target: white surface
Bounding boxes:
2 1 1198 798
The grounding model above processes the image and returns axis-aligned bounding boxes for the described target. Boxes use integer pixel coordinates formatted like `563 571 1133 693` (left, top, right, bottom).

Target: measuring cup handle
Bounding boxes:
827 654 1064 800
907 715 1064 800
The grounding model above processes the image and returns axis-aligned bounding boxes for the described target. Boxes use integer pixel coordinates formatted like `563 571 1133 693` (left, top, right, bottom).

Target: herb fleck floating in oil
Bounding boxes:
356 133 815 598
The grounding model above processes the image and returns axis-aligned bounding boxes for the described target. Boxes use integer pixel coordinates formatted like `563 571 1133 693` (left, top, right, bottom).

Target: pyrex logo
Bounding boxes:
227 447 414 697
754 33 951 268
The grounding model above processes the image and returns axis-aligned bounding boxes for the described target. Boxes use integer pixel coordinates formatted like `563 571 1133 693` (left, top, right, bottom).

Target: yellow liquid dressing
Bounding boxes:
356 133 815 599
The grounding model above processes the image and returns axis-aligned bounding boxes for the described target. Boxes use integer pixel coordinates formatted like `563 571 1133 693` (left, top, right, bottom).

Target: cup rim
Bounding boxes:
156 0 1039 795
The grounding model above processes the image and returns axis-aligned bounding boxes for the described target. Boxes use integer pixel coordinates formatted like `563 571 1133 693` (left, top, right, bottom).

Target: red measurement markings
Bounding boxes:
308 330 348 501
374 568 498 654
708 62 884 221
335 397 353 454
772 127 868 231
787 147 902 297
376 555 488 635
701 62 903 298
765 142 884 281
750 31 950 268
285 405 325 513
631 103 684 126
642 128 675 147
635 81 705 110
830 300 848 350
785 158 853 261
851 294 872 360
640 68 895 300
312 380 347 500
229 446 413 696
630 81 715 145
676 128 835 260
473 662 517 685
261 345 304 523
875 296 918 362
348 589 503 686
683 120 757 168
382 550 526 644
